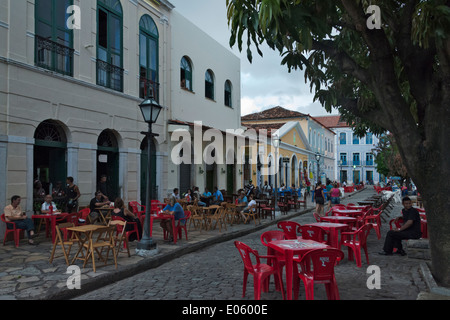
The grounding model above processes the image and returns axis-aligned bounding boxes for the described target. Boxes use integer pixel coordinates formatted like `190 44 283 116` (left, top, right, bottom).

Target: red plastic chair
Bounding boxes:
299 225 328 244
313 212 321 222
175 211 191 241
111 215 140 248
129 201 146 221
293 248 344 300
234 241 285 300
77 208 91 225
364 209 382 239
1 214 24 247
260 230 288 291
277 221 301 239
341 224 373 267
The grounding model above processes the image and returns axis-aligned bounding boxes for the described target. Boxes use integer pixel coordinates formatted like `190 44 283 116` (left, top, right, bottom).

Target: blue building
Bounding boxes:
315 116 383 185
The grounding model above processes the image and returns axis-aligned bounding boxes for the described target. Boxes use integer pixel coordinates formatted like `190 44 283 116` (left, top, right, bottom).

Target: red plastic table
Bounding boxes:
32 212 70 243
332 209 364 217
149 213 176 244
267 239 330 300
320 216 357 230
303 222 348 249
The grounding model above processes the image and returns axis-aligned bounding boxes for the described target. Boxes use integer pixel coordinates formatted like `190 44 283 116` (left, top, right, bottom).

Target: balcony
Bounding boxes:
35 35 74 76
139 77 160 102
96 59 124 92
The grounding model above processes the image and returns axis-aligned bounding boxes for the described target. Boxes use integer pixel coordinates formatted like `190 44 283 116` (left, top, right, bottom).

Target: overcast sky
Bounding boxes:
169 0 338 117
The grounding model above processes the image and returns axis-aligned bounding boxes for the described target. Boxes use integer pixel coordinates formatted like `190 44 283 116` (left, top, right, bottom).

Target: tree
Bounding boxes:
373 134 409 180
227 0 450 286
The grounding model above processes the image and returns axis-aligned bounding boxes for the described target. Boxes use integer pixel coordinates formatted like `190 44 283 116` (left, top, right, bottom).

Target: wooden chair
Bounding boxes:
49 223 76 265
242 204 260 225
84 225 118 272
205 206 227 232
187 205 205 231
108 219 130 257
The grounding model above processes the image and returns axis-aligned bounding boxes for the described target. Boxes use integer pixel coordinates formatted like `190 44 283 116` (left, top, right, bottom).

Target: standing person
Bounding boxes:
112 198 142 241
97 175 109 201
65 177 80 213
379 197 422 256
329 183 342 206
4 195 38 245
161 195 185 243
262 180 272 198
314 181 325 216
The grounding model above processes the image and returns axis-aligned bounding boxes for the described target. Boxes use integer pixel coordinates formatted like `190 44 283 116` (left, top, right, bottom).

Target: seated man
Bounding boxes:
379 196 422 256
4 195 38 245
41 194 58 214
89 191 111 223
212 187 224 205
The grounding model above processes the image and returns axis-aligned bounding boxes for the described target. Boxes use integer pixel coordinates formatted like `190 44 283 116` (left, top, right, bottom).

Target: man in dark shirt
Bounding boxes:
379 196 422 256
89 191 110 224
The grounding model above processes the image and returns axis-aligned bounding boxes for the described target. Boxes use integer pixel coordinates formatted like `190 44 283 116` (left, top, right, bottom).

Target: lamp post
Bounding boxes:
272 135 280 213
315 153 321 184
339 160 343 183
136 95 162 256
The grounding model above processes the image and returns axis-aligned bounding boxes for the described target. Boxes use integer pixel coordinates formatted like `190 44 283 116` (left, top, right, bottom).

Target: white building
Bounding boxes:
0 0 241 230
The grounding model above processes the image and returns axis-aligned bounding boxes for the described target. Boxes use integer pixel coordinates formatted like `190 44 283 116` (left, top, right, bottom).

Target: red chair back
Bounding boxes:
300 225 327 243
277 221 301 239
260 230 285 247
235 241 261 274
1 213 23 247
355 223 373 247
298 248 344 282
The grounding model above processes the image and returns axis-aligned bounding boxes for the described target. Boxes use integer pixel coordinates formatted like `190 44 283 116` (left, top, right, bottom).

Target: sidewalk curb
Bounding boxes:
419 262 450 298
48 206 316 300
47 188 368 300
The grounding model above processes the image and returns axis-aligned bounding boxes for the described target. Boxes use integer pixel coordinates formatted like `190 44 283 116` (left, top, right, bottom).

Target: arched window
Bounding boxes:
224 80 232 107
97 0 123 92
205 69 215 100
35 0 74 76
180 56 193 91
139 15 159 100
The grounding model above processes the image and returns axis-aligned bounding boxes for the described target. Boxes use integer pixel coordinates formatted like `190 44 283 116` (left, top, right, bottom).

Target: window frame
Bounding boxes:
205 69 215 100
139 15 159 100
96 0 124 92
34 0 74 76
180 56 193 91
224 80 232 107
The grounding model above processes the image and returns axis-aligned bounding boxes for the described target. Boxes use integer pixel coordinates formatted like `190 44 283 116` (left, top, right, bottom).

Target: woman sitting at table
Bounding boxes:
112 198 142 241
161 195 185 243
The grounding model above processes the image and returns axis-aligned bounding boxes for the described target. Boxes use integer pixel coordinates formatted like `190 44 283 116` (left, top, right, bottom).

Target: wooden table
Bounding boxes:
67 224 109 272
303 222 348 249
98 206 114 224
267 239 330 300
32 212 70 243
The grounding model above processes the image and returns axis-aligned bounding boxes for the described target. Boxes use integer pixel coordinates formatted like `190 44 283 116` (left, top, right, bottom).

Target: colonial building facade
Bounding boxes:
315 115 382 185
0 0 241 231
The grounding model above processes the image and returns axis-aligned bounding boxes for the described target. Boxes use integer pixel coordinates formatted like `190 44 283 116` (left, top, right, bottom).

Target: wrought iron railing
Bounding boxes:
35 35 74 76
139 77 160 102
96 59 124 92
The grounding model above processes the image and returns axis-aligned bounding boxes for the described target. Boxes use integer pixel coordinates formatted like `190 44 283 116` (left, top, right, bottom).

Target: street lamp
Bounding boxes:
136 95 163 256
339 159 343 183
272 134 280 213
315 153 321 184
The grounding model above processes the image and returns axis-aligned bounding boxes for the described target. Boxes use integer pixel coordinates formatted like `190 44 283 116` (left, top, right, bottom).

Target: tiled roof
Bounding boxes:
314 115 350 128
243 122 284 137
241 106 307 121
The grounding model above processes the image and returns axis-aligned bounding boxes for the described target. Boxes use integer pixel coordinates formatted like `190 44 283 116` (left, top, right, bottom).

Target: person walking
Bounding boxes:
314 181 325 216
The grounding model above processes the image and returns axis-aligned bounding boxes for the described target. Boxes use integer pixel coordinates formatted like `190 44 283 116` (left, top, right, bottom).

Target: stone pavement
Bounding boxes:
0 187 446 300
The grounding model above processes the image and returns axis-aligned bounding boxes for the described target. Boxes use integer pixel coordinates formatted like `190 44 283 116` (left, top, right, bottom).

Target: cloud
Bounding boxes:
170 0 339 118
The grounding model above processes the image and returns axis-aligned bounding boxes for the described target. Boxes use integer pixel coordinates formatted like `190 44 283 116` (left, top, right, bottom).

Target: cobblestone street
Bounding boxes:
75 189 428 300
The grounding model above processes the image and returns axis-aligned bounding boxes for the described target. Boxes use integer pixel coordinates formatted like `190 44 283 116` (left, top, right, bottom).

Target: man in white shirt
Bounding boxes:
41 194 58 214
241 195 257 222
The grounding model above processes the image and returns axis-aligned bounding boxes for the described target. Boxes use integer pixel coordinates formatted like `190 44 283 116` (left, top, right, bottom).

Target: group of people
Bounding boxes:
313 180 343 216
